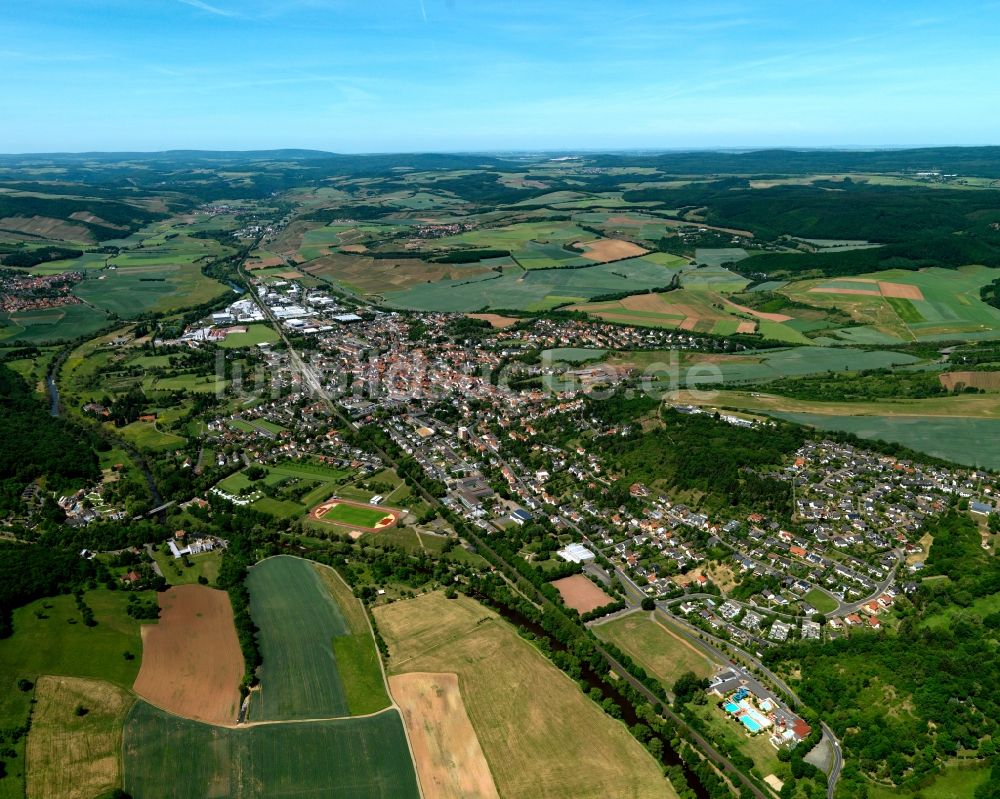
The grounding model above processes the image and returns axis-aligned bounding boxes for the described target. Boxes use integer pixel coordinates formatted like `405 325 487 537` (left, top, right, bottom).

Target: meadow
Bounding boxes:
375 591 673 799
0 303 109 344
247 556 389 720
26 676 134 799
0 589 148 799
124 702 419 799
593 610 719 687
74 263 229 316
384 256 681 312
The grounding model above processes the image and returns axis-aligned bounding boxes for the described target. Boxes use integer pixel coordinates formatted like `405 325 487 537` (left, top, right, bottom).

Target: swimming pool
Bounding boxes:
724 702 740 714
740 715 762 733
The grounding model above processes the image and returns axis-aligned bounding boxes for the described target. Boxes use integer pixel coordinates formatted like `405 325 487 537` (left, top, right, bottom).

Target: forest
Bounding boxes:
766 513 1000 796
594 406 804 514
0 363 100 517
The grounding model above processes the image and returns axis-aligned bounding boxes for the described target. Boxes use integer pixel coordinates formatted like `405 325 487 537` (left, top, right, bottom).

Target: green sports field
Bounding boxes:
247 556 389 720
320 501 392 528
124 702 419 799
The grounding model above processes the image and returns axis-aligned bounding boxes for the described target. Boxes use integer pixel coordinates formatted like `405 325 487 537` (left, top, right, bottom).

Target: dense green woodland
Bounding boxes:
767 513 1000 796
0 363 99 516
595 406 804 515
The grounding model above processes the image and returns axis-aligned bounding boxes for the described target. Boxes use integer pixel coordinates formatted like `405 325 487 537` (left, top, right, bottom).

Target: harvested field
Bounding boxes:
27 676 134 799
736 320 757 333
133 584 244 725
389 672 499 799
552 574 614 613
879 281 925 300
466 313 519 328
375 592 674 799
940 371 1000 391
575 238 648 262
310 498 401 531
679 318 698 330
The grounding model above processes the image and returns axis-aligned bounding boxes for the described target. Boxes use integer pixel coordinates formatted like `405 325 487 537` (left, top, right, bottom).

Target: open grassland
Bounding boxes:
593 611 719 687
865 761 992 799
375 591 674 799
803 588 840 615
26 676 133 799
124 701 420 799
74 263 229 316
217 323 280 348
0 589 147 799
0 303 110 344
152 548 222 586
304 252 491 295
385 256 680 312
133 585 244 725
606 347 923 388
771 411 1000 469
248 556 389 720
390 672 500 799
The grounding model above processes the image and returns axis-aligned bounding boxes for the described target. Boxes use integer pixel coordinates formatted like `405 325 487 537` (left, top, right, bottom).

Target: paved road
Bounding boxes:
821 722 843 799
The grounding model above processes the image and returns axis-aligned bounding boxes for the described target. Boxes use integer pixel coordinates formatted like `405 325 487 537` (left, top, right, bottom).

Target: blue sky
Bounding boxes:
3 0 1000 152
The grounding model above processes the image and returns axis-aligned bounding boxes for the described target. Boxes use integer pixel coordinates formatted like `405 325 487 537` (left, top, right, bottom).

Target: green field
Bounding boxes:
785 266 1000 343
247 556 389 720
0 303 110 344
770 412 1000 469
803 588 839 614
593 611 719 689
217 323 280 348
124 701 419 799
541 347 608 363
384 256 681 312
865 762 992 799
74 264 229 316
0 589 148 798
153 549 223 586
320 501 391 528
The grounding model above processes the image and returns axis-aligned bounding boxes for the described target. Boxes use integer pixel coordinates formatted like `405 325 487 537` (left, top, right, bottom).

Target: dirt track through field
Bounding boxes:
133 584 244 725
390 672 499 799
723 299 793 322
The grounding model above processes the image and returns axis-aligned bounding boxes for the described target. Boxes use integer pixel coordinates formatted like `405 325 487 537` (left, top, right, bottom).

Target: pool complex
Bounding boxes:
740 715 763 733
723 695 773 734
